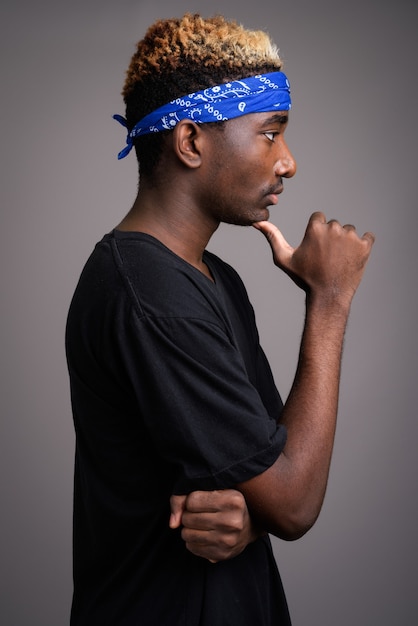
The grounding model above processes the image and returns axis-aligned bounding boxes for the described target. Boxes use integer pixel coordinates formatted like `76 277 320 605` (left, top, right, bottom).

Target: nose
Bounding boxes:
274 137 297 178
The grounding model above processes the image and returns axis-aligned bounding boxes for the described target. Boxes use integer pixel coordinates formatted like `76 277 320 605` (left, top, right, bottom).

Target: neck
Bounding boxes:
116 183 218 279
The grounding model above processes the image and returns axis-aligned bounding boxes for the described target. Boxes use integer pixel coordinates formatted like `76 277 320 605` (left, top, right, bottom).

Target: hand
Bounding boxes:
254 212 375 307
169 490 260 563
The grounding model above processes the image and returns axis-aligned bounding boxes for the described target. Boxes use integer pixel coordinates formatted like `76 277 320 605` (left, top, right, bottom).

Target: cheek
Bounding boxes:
206 137 267 194
231 161 265 191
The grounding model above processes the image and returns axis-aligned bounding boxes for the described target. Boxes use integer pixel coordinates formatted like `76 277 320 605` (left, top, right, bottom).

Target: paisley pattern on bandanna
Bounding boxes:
113 72 291 159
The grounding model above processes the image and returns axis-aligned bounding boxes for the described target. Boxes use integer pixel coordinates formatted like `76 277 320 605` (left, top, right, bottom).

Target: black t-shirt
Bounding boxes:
66 230 290 625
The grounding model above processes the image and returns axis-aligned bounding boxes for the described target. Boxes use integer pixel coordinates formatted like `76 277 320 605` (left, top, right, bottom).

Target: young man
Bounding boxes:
66 13 375 625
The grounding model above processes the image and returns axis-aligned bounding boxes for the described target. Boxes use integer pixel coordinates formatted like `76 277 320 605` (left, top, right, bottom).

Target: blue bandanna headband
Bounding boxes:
113 71 291 159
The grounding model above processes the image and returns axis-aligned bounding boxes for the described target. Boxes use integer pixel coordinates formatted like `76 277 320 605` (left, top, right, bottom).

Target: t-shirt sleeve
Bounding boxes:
121 309 286 494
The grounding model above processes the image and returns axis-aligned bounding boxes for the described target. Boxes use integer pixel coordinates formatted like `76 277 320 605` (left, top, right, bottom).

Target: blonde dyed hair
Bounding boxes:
123 13 283 98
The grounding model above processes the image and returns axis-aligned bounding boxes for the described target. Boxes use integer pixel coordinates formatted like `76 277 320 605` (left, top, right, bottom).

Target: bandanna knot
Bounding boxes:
113 71 291 159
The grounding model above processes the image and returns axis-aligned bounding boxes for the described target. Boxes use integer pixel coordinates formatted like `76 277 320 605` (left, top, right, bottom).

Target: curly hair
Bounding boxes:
121 13 284 177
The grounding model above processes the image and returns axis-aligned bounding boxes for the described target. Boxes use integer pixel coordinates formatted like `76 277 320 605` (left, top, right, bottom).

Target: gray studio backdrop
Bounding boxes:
1 0 417 624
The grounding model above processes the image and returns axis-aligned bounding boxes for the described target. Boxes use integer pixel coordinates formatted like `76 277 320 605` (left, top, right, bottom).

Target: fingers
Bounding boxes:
309 213 374 239
179 490 250 562
171 490 257 562
308 211 327 225
253 220 293 251
170 491 226 531
169 494 187 529
181 525 240 563
178 490 246 536
306 213 375 252
180 528 226 563
343 224 375 250
253 213 375 298
361 231 376 247
252 220 294 268
180 490 245 532
185 489 244 513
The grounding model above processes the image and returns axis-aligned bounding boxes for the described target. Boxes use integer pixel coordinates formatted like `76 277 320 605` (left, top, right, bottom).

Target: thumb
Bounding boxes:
169 494 187 529
253 221 294 268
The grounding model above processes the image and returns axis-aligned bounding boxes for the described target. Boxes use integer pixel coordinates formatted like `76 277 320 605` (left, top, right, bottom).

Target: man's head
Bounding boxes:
120 13 285 177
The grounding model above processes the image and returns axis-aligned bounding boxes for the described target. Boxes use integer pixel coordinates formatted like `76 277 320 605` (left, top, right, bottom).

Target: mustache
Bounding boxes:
266 179 284 195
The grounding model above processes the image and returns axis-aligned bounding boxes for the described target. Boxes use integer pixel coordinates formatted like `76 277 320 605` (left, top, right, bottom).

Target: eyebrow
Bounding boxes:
261 113 289 126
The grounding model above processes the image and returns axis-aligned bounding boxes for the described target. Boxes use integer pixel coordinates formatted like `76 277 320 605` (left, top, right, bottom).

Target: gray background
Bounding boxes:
1 0 417 624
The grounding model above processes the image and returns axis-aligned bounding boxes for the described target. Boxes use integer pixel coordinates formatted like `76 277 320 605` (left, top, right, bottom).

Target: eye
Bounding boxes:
264 131 278 142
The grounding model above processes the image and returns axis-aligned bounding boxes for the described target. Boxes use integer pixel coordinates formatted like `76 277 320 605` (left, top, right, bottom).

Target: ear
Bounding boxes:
172 119 204 168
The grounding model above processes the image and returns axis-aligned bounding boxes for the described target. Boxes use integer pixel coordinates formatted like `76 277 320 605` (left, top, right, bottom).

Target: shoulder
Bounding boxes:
112 231 222 321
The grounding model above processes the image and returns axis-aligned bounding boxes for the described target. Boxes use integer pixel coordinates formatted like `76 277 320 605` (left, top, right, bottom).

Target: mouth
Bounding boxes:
266 184 284 206
273 180 284 195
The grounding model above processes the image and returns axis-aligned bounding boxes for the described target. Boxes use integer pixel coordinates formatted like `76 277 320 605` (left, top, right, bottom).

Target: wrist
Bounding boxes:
303 293 351 345
306 288 352 320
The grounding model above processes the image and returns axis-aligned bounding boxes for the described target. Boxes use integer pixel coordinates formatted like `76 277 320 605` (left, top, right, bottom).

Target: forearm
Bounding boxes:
277 295 351 529
238 296 350 539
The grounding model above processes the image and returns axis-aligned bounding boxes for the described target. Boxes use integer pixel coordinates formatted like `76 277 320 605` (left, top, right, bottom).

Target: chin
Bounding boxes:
219 206 270 227
252 208 270 223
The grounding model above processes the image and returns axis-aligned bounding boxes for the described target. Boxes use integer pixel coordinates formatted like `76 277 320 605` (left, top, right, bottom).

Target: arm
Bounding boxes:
238 212 375 540
170 212 374 551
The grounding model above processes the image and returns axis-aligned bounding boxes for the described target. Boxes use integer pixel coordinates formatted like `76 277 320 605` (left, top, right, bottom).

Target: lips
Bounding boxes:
265 185 283 205
268 178 284 197
272 182 284 196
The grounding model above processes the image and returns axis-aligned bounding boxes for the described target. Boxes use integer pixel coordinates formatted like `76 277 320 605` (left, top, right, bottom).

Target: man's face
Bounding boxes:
197 111 297 226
